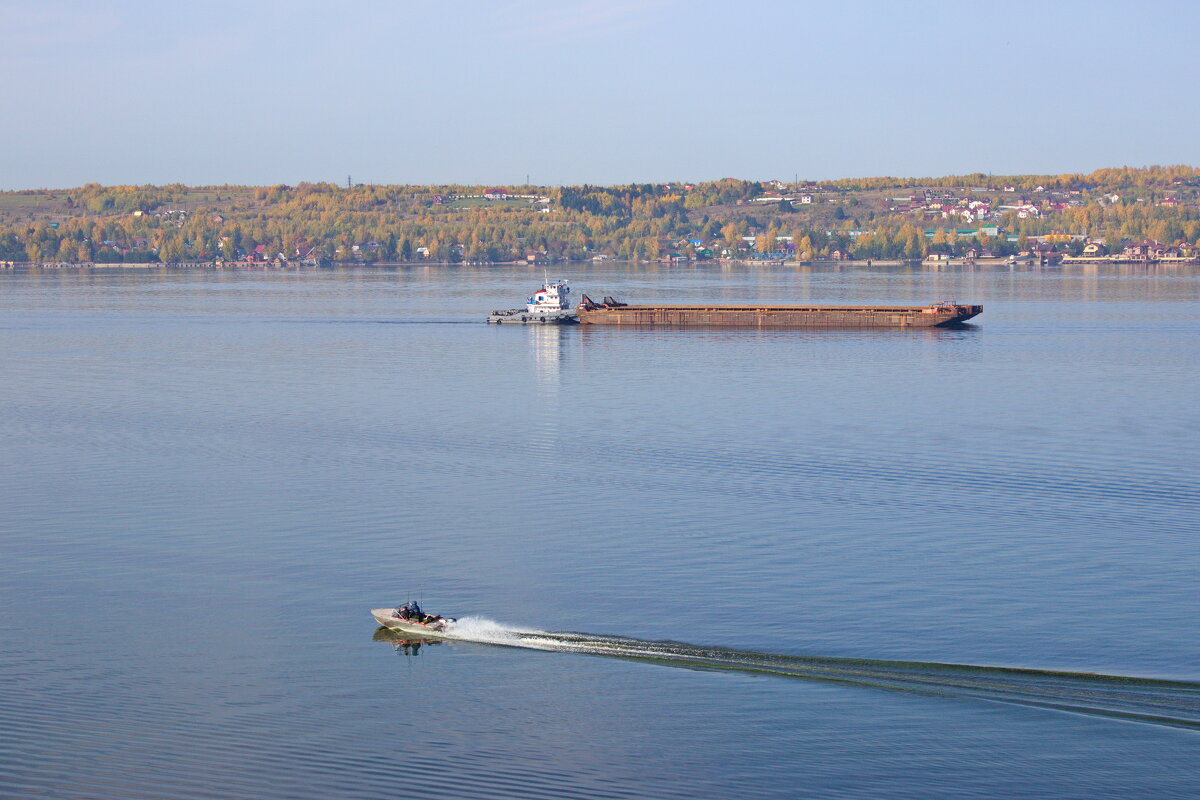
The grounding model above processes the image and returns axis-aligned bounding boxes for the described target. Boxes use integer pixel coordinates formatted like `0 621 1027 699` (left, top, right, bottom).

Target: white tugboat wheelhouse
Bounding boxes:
527 279 571 314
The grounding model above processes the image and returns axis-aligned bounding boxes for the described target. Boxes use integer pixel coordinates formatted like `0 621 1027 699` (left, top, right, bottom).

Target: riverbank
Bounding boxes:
5 256 1198 272
1 260 318 270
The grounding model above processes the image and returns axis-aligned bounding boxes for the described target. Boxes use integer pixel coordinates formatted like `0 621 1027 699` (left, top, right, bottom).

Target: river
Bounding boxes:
1 262 1196 798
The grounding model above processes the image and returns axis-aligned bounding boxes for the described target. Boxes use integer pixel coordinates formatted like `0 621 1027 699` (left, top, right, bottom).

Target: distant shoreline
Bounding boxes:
5 257 1195 272
3 168 1197 270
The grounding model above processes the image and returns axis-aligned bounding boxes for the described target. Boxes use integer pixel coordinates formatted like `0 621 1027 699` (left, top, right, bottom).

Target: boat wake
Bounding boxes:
406 618 1200 731
441 615 532 644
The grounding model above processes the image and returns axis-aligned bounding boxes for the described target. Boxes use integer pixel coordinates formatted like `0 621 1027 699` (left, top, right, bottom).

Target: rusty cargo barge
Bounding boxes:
576 296 981 328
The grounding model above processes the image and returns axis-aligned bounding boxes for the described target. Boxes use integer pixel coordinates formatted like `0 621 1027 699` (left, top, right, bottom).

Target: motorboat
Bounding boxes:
371 607 457 637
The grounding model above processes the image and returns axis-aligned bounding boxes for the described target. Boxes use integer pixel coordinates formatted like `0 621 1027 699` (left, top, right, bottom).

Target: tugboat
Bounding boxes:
487 279 579 324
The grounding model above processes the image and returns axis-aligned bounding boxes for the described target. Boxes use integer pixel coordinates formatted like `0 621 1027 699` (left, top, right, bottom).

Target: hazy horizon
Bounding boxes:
6 163 1199 194
3 1 1198 189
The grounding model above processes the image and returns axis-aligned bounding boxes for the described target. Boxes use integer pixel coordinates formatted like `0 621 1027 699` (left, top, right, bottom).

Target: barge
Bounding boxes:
576 296 981 328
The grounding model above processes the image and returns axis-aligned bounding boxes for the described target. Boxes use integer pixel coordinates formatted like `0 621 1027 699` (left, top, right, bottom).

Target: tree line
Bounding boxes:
1 167 1197 264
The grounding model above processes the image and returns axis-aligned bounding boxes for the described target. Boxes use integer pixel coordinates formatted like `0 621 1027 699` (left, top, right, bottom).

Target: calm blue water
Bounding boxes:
1 263 1197 799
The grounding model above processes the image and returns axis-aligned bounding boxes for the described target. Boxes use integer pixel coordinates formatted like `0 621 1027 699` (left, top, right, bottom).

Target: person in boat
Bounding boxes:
394 600 424 622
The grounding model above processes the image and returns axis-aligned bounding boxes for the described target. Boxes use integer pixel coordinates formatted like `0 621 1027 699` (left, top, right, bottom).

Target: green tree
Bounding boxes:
159 237 184 262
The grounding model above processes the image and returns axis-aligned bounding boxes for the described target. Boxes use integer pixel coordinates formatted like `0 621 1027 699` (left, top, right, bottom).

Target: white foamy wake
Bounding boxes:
444 616 546 646
444 620 641 655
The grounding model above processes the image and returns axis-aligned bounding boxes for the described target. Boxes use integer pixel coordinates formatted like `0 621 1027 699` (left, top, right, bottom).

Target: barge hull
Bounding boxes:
576 304 981 328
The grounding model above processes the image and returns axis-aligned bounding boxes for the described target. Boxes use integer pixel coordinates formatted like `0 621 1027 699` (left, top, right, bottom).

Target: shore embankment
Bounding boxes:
4 256 1197 272
2 261 214 270
0 261 317 270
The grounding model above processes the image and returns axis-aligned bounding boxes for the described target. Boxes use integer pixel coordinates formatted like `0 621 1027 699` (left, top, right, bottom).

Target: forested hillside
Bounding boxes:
2 166 1198 263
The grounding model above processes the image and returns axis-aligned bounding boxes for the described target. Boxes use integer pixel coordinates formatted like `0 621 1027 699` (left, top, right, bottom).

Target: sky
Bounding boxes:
2 0 1198 189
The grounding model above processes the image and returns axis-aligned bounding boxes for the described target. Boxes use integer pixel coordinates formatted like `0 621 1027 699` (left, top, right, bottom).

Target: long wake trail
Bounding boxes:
417 617 1200 731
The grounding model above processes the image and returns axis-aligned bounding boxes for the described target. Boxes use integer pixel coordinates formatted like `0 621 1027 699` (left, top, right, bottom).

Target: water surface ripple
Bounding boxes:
1 264 1197 799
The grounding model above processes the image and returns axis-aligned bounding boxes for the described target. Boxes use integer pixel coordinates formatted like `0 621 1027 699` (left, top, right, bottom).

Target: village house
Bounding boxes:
999 203 1041 219
946 207 980 221
1148 242 1183 260
1122 239 1156 261
1031 242 1061 264
1114 239 1195 262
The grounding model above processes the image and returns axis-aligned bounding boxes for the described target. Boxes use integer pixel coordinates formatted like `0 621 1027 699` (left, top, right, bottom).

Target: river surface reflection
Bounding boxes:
0 263 1197 799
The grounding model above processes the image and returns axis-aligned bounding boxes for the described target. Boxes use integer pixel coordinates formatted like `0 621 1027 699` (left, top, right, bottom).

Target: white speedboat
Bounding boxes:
371 607 457 637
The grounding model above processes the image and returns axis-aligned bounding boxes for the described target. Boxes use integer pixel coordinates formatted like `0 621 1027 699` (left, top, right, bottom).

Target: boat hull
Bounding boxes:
576 304 982 328
487 309 579 324
371 609 455 638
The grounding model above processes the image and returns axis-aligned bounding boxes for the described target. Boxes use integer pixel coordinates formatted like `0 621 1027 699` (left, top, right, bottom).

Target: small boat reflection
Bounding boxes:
373 626 443 656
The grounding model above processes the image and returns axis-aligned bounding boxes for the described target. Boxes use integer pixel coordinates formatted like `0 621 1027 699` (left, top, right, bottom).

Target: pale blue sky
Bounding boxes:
2 0 1197 188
